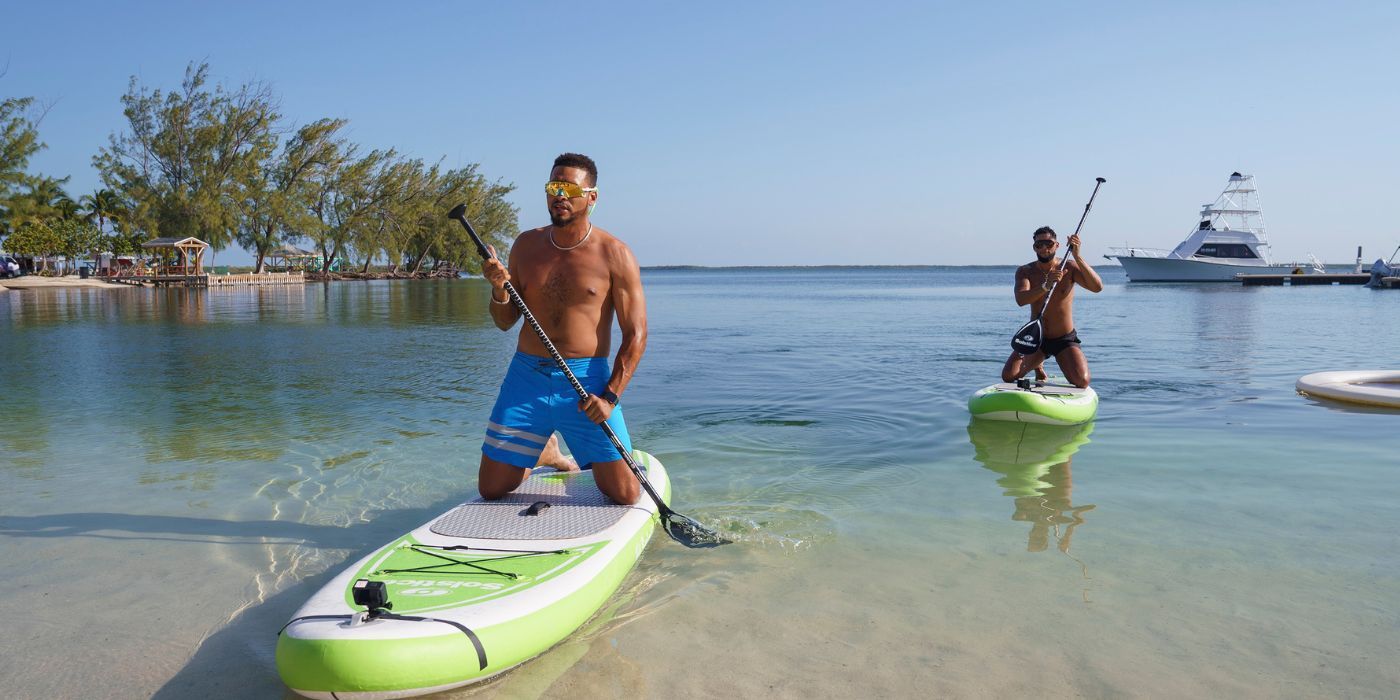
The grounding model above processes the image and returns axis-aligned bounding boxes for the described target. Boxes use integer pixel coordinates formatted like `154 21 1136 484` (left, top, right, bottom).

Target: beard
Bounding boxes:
1037 253 1054 264
549 208 575 227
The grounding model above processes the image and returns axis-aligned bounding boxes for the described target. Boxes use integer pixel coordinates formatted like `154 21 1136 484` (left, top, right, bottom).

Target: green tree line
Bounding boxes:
2 62 517 274
1 93 122 272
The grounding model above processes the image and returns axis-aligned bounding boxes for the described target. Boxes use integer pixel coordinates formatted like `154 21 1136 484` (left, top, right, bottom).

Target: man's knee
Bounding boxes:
604 481 641 506
1001 361 1023 383
478 474 520 500
1002 356 1033 383
478 455 526 500
1062 363 1090 388
1056 350 1089 388
591 461 641 506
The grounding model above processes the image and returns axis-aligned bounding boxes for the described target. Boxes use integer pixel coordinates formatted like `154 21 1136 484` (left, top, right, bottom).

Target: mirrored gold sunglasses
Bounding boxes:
545 181 598 198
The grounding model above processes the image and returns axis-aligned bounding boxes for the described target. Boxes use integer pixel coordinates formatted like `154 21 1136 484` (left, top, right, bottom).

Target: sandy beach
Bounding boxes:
0 275 136 290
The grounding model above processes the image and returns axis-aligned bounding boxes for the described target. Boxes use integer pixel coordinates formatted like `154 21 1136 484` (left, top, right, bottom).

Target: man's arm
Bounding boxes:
579 240 647 424
483 240 522 330
1014 266 1051 307
607 241 647 398
1068 235 1104 293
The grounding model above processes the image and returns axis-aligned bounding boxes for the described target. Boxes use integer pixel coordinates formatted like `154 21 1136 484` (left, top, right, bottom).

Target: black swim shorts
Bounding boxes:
1042 329 1081 357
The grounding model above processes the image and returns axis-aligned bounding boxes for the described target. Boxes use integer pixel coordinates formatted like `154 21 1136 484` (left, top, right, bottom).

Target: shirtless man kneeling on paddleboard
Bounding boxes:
1002 226 1103 388
478 153 646 506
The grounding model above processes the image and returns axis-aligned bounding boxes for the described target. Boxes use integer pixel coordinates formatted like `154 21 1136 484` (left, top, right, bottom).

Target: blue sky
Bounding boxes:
5 1 1398 266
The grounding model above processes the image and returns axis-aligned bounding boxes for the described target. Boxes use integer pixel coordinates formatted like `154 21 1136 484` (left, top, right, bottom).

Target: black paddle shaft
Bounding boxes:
446 206 674 520
1036 177 1106 318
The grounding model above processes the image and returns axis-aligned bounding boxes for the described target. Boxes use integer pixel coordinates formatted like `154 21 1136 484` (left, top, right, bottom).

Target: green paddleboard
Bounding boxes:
968 381 1098 425
276 451 670 699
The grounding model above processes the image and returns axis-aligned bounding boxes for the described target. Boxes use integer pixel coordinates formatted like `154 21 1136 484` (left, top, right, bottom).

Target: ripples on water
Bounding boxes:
4 269 1400 697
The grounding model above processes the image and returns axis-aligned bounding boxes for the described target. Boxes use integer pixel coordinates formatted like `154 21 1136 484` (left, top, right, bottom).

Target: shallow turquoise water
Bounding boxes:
1 269 1397 697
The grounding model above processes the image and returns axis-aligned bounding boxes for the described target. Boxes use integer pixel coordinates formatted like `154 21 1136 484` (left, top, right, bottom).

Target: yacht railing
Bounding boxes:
1105 247 1172 259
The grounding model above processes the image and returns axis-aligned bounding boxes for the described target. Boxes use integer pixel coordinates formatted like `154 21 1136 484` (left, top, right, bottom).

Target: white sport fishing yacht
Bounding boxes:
1105 172 1308 281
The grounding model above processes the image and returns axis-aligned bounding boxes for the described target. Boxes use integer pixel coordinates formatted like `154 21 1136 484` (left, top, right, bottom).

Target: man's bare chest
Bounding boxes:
517 259 611 307
1025 265 1075 287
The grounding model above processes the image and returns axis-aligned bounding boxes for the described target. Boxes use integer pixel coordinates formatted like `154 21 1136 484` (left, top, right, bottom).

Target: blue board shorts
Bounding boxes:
482 351 632 469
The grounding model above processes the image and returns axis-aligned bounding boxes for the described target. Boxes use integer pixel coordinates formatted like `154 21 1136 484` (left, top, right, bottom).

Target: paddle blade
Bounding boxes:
1011 319 1043 354
662 511 731 548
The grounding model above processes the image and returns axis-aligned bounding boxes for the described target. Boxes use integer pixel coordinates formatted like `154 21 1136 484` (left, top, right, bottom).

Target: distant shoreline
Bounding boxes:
641 263 1124 271
0 265 1130 291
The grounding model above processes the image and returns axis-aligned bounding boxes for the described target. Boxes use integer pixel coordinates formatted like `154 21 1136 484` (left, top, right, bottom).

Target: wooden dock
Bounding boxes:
108 271 306 288
1238 273 1371 286
109 274 208 288
207 271 305 287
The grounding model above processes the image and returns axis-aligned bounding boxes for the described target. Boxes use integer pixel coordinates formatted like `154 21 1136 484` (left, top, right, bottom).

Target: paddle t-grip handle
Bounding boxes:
1038 177 1107 316
448 204 494 260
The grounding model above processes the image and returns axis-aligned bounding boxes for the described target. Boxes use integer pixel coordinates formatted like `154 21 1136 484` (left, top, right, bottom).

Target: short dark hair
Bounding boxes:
1033 226 1056 240
552 153 598 187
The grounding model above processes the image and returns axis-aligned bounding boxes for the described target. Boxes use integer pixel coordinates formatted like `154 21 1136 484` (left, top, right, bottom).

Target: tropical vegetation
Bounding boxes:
2 62 517 275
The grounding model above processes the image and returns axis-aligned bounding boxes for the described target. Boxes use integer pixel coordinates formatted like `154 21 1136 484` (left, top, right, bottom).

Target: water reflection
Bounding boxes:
967 420 1095 554
1110 283 1265 395
0 280 507 478
0 279 505 328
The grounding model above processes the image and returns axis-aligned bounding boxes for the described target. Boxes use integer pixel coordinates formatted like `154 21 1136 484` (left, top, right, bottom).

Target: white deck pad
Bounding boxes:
989 382 1090 397
429 471 638 540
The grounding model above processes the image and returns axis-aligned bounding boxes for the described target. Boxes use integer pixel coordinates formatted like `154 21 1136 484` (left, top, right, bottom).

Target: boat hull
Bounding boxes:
1114 256 1300 282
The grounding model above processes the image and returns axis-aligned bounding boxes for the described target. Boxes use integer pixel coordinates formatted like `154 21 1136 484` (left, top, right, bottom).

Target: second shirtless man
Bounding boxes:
1002 226 1103 388
479 153 646 505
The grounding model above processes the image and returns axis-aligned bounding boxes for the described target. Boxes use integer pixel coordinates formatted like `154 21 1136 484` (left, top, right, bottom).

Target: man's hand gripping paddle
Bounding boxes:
448 204 730 548
1011 178 1106 355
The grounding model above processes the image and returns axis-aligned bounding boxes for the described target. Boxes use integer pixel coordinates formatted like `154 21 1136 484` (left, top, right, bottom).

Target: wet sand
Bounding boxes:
1 275 136 290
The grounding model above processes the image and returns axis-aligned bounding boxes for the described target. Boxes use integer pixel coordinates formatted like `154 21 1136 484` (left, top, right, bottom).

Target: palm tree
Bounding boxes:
1 177 68 232
26 177 74 220
53 195 79 221
78 188 123 233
